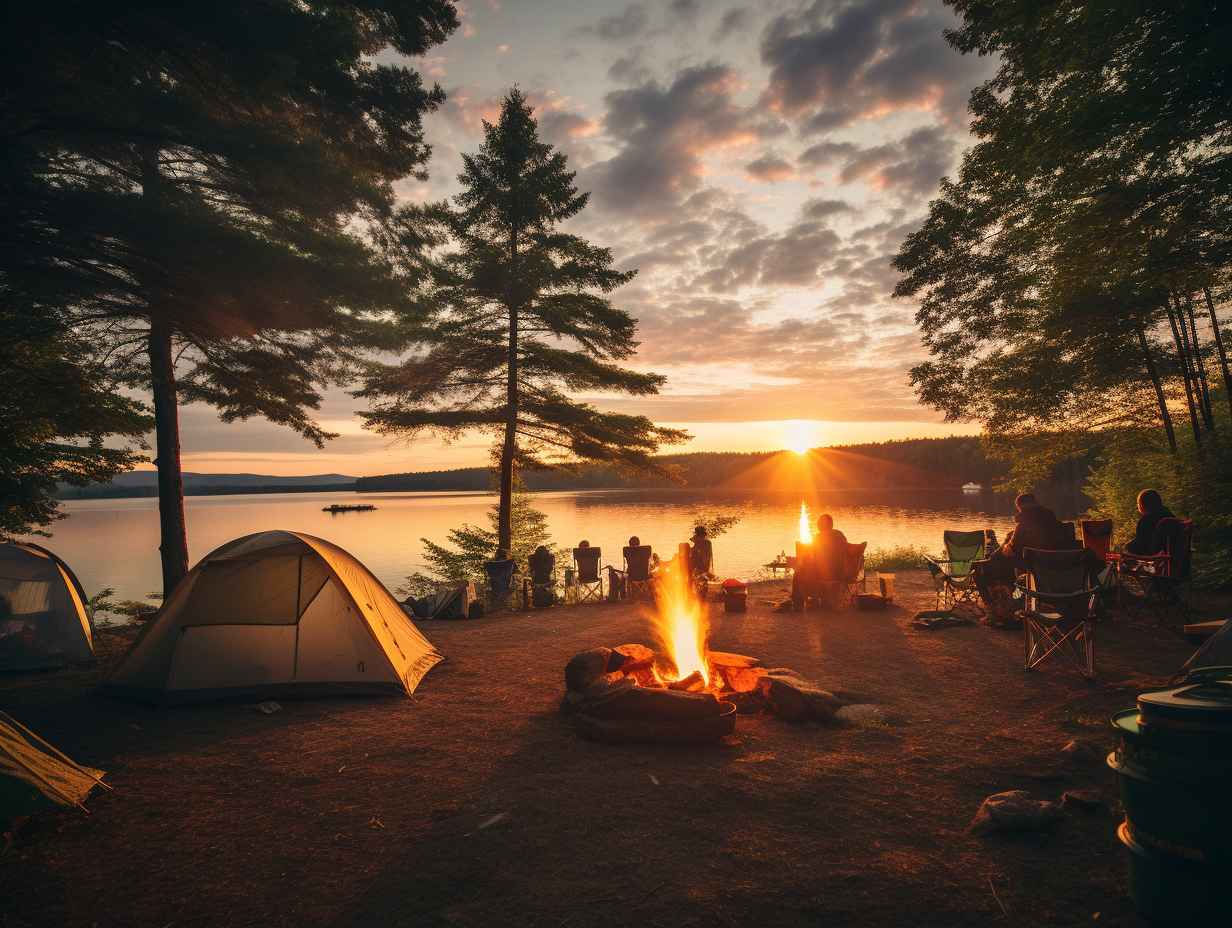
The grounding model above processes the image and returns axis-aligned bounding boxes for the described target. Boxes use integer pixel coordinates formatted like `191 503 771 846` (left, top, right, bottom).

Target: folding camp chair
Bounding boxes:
925 530 986 612
841 541 868 606
571 545 604 604
1018 548 1101 679
622 545 654 601
1115 518 1194 626
1080 519 1118 608
525 547 557 608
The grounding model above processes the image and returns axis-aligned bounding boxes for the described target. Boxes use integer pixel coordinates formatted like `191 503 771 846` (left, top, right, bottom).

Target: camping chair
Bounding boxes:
840 542 868 606
1017 548 1101 679
525 548 557 609
622 545 654 601
1080 519 1118 607
925 530 986 612
1116 518 1194 626
571 546 604 604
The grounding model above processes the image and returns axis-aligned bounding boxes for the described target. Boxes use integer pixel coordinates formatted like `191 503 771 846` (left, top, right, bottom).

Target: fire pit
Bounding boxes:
562 555 843 743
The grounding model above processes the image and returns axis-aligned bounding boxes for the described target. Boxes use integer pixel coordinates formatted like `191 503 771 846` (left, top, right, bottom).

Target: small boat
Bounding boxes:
322 503 377 513
961 482 983 494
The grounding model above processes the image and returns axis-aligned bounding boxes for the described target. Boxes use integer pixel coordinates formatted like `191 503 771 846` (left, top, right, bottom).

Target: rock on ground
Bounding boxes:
968 790 1062 835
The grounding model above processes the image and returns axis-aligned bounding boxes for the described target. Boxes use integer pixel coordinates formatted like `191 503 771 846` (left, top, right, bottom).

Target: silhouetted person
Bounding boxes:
527 544 556 606
1125 489 1174 554
689 525 713 579
792 514 848 609
1004 493 1067 556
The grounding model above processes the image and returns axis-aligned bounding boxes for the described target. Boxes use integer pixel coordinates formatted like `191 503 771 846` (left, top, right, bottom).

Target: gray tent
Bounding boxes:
0 542 93 672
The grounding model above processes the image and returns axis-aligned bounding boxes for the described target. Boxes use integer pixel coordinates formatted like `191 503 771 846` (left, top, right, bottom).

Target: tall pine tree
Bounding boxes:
360 90 688 552
2 3 458 593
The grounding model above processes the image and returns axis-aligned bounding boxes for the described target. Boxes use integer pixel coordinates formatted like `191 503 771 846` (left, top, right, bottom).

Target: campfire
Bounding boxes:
562 556 844 743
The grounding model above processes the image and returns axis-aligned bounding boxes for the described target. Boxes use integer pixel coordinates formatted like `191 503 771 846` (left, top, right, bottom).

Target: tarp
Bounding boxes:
0 712 106 812
108 530 442 703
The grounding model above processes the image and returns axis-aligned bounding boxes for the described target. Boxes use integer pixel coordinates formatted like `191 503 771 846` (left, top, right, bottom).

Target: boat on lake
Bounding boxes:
322 503 377 513
961 482 983 494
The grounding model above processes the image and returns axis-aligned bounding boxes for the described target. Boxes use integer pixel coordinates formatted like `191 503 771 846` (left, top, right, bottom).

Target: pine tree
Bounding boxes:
2 3 458 594
361 89 688 553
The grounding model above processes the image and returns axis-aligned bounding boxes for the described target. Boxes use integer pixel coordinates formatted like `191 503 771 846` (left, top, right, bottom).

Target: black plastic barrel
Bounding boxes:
1108 667 1232 921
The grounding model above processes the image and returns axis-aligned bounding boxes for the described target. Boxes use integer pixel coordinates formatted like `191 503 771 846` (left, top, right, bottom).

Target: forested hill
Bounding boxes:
356 437 1013 493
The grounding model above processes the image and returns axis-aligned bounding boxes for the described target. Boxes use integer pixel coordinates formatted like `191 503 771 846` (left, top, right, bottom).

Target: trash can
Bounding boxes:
721 578 747 613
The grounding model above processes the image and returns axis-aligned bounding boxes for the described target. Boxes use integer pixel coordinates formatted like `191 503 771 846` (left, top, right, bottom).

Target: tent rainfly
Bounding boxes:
107 531 443 704
0 541 93 672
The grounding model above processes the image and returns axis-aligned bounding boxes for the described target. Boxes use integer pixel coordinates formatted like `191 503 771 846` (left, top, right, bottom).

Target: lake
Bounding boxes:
28 489 1019 605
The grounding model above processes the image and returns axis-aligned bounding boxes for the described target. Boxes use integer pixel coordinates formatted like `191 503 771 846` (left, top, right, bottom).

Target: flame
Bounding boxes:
798 501 812 544
650 555 710 686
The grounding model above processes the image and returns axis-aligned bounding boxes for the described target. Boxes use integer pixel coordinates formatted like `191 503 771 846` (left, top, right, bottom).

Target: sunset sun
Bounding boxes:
782 420 820 455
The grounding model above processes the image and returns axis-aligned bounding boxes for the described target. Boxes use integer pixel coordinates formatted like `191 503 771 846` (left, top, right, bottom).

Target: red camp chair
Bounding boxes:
1080 520 1114 560
1115 518 1194 625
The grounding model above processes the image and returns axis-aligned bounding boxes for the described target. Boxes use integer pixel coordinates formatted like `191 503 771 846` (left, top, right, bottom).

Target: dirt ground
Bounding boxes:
1 571 1223 928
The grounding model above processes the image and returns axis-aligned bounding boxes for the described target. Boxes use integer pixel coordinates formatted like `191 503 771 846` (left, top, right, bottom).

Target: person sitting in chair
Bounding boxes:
792 514 847 609
527 544 556 607
1125 489 1174 554
688 525 714 580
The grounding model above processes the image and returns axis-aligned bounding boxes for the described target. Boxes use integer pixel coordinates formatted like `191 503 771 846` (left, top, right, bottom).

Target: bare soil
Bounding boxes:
1 571 1223 928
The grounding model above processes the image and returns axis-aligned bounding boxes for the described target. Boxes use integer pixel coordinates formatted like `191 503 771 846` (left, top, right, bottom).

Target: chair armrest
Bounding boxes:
1015 582 1101 601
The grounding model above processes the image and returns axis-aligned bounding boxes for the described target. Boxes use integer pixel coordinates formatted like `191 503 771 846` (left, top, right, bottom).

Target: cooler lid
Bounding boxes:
1138 668 1232 729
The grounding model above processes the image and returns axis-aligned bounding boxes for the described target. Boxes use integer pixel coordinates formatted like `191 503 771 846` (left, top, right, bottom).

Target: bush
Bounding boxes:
864 545 931 572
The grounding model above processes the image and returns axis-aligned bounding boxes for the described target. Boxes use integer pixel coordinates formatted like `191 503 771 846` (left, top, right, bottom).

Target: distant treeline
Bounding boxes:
58 483 354 500
356 437 1035 493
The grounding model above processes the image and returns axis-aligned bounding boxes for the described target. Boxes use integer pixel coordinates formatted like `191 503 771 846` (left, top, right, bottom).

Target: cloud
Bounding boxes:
669 0 702 22
745 151 795 182
608 46 652 85
759 0 993 130
584 64 778 217
800 126 959 198
801 198 856 220
586 3 650 41
714 7 752 42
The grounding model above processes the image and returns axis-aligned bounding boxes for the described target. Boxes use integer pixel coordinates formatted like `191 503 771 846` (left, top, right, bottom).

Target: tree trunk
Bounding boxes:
497 230 519 555
1136 319 1177 454
148 320 190 595
1183 294 1215 430
1165 301 1203 449
1204 287 1232 420
141 145 190 596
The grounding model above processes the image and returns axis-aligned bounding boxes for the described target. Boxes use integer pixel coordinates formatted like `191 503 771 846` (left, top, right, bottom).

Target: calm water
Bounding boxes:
27 489 1018 604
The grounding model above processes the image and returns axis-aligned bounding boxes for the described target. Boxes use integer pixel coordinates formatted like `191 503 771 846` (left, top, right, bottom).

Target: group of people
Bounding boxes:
974 489 1175 623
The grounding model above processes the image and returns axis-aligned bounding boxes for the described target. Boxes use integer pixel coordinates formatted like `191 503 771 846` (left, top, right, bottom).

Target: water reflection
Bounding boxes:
26 488 1023 604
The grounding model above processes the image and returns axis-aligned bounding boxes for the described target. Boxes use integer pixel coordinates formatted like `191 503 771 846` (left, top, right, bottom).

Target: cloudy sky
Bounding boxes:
174 0 996 476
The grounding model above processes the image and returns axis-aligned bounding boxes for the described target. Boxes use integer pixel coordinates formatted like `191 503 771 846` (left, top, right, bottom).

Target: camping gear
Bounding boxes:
924 530 986 612
842 542 867 606
1018 547 1100 679
1179 620 1232 679
721 578 747 613
428 583 476 620
1079 519 1114 559
1115 517 1194 624
877 572 896 603
1109 669 1232 921
911 610 971 630
527 546 557 608
1183 619 1224 642
571 545 603 604
855 593 887 611
1 712 108 816
0 541 93 672
106 530 442 703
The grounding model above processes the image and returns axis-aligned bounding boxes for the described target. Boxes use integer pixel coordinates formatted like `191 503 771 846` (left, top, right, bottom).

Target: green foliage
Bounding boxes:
864 546 931 572
87 589 163 628
398 493 558 598
1 309 150 538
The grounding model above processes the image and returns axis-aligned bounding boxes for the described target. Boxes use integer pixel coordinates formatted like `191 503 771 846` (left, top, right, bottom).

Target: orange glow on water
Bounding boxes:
798 501 812 544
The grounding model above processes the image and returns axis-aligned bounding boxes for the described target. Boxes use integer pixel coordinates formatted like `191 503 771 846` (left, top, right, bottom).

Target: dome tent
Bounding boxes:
107 531 442 704
0 542 93 672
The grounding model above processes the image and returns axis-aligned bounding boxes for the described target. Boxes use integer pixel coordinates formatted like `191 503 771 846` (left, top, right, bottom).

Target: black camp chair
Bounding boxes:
525 546 557 608
572 545 603 604
622 545 654 600
1017 548 1101 680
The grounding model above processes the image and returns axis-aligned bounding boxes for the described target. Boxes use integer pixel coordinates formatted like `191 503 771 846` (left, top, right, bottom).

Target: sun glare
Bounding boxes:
783 420 819 455
798 501 812 544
